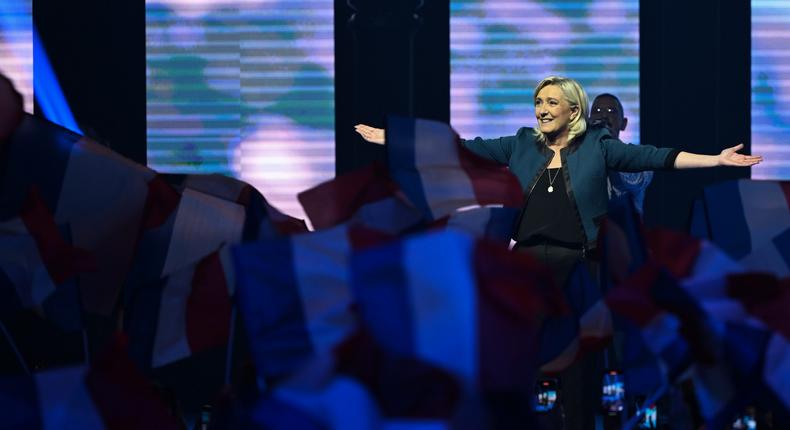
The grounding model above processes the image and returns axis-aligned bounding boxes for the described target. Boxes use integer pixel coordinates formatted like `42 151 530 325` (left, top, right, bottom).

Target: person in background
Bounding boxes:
591 92 653 430
0 73 24 144
0 73 24 183
590 93 652 215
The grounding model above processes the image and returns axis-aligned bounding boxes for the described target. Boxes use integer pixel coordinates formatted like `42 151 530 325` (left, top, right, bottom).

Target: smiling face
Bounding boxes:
534 85 579 139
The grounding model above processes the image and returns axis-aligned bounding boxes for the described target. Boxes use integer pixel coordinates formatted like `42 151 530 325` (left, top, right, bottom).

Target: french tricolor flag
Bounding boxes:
248 332 461 428
256 376 454 430
254 377 385 430
0 366 108 429
0 187 94 331
298 163 423 234
690 179 790 276
430 206 519 246
159 173 307 239
232 225 391 381
125 248 235 369
386 117 523 222
219 372 455 430
598 195 649 285
606 232 790 422
218 331 464 429
1 115 156 316
698 321 789 427
350 230 564 391
0 335 181 430
607 264 703 396
681 273 790 424
533 197 652 374
126 177 246 292
603 227 737 396
538 262 612 374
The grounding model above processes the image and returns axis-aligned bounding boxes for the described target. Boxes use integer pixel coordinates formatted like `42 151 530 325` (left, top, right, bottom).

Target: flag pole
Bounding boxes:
223 306 236 386
82 328 90 366
78 276 90 367
0 320 30 375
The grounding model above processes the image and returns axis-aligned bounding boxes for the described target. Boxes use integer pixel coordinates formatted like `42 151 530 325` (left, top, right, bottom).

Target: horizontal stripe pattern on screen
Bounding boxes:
752 0 790 180
146 0 335 220
0 0 33 112
450 0 639 146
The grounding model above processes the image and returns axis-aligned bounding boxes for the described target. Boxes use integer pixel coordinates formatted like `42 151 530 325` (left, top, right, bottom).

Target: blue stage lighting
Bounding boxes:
33 26 83 134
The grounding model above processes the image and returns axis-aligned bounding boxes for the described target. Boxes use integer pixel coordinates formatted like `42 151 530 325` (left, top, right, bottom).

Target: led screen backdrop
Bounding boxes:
450 0 639 145
752 1 790 180
0 0 33 112
146 0 335 219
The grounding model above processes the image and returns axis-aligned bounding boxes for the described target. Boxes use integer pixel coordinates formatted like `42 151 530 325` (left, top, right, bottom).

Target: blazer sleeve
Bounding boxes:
601 137 681 172
459 132 519 166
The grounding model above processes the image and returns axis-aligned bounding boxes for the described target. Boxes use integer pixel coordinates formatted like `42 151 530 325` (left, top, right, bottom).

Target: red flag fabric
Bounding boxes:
298 163 422 234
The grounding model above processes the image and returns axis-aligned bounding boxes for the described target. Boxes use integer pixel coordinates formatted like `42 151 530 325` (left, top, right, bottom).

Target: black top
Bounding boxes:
516 167 585 247
460 126 679 249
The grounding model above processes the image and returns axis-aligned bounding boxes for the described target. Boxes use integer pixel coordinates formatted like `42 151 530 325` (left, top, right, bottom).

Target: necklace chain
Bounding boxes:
546 167 561 193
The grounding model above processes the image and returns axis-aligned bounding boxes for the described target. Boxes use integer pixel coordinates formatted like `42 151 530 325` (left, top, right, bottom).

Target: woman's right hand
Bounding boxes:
354 124 386 145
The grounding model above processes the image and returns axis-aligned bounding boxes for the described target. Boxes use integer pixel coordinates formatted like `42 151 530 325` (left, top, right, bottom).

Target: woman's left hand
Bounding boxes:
718 144 763 167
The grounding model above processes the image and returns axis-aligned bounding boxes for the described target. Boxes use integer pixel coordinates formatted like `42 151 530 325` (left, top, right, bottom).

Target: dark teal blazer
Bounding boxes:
461 126 679 250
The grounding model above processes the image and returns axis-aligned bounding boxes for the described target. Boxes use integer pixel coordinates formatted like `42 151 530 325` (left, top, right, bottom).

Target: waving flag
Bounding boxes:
127 171 307 300
604 226 790 423
598 195 649 285
351 230 563 391
690 320 788 428
386 117 523 221
85 335 183 429
772 227 790 273
535 196 664 374
0 335 180 430
125 249 235 369
236 179 309 237
680 273 790 425
605 263 698 394
604 230 739 392
726 274 789 338
256 377 389 430
126 178 246 290
161 173 307 238
0 366 106 429
1 115 155 316
212 331 463 430
298 163 423 234
690 179 790 276
536 196 645 378
232 225 385 380
252 333 461 429
430 206 518 246
538 262 612 373
0 187 94 331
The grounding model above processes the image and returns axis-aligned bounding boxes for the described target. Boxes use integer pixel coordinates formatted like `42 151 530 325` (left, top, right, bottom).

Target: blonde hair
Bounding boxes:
532 76 589 145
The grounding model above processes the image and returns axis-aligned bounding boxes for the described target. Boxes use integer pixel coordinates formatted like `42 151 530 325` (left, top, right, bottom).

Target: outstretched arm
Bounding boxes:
354 123 515 165
674 144 762 169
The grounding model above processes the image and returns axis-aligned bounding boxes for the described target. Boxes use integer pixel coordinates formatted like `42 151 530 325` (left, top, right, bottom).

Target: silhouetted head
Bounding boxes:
590 93 627 139
0 73 24 142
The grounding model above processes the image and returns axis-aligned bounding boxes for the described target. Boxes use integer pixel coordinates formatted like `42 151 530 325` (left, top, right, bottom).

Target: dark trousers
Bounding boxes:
515 241 594 288
516 242 602 430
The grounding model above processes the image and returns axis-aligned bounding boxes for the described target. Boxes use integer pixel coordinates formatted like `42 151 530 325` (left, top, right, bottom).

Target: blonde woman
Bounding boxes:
356 77 761 429
355 76 761 285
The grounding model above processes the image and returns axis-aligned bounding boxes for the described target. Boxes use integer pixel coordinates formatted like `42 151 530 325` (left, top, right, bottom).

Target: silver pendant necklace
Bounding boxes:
547 167 561 193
